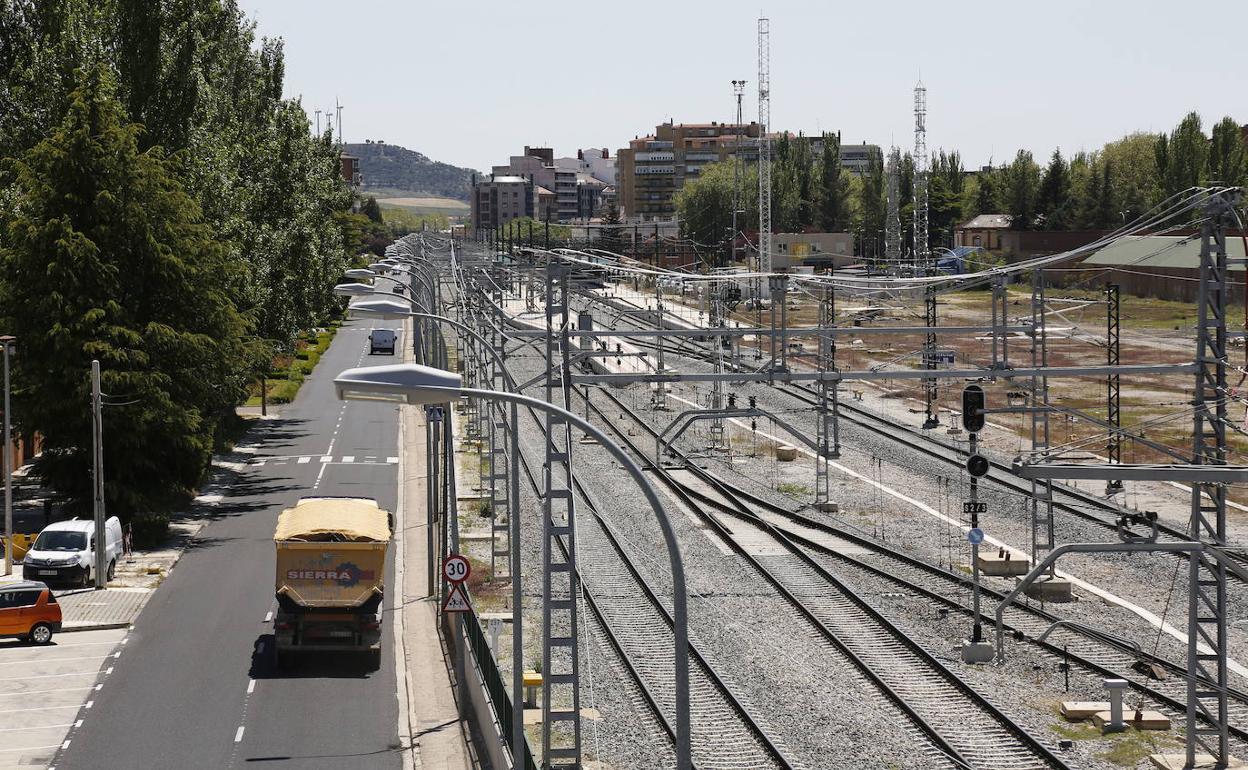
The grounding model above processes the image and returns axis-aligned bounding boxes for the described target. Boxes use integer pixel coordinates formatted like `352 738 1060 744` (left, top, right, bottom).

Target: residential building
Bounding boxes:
617 121 762 221
340 153 361 186
617 122 878 221
556 148 617 186
470 174 532 233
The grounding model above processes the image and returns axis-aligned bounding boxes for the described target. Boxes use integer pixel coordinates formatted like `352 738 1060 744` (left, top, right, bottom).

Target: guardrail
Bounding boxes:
459 595 537 770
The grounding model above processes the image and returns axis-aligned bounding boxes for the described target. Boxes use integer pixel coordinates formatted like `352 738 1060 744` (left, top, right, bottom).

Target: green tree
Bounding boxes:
360 195 383 223
1209 116 1247 187
816 131 850 232
1157 112 1208 198
1101 132 1160 220
1004 150 1041 229
972 164 1004 216
854 150 886 257
1 66 251 515
598 197 624 254
1036 149 1072 229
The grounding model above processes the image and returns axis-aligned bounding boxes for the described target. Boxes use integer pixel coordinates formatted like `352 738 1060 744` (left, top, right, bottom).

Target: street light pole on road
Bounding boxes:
1 336 14 576
91 360 107 589
334 362 694 770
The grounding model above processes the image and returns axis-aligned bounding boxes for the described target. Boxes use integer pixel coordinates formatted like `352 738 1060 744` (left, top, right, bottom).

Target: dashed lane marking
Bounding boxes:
247 679 256 694
341 455 355 463
297 456 311 464
234 726 245 743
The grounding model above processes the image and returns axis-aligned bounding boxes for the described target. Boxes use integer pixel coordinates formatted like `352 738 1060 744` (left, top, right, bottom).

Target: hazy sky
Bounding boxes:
238 0 1246 173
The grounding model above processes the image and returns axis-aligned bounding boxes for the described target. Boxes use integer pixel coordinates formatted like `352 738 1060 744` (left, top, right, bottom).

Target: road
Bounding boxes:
53 317 407 769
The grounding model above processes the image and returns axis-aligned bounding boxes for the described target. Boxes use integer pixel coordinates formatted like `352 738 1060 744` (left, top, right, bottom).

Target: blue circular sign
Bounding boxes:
967 527 985 545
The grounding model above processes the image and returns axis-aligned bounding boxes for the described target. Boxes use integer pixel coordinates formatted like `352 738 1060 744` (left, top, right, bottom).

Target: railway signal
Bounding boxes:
961 384 986 433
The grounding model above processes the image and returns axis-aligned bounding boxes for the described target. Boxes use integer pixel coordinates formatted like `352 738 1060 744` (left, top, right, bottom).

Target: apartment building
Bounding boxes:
470 174 532 233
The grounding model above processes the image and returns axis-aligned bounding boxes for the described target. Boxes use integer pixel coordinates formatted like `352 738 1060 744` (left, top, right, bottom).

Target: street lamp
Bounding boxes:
0 335 13 576
333 362 693 770
333 282 375 297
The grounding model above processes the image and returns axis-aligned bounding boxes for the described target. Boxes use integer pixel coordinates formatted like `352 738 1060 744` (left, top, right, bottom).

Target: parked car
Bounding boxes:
0 581 61 644
22 518 124 588
369 329 397 356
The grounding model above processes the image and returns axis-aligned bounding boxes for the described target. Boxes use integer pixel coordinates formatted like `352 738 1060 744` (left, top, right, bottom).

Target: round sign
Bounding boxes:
443 554 471 583
966 453 990 478
967 527 985 545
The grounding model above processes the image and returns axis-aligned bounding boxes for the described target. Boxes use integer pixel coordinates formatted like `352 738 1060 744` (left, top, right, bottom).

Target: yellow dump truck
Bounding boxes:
273 497 391 669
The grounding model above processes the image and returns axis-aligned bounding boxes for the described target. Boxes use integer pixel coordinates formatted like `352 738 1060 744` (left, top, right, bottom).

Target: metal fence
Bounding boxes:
462 597 538 770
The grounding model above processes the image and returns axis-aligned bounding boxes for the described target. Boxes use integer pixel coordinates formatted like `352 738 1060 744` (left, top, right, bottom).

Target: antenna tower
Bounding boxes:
731 79 747 269
885 147 902 267
912 81 929 268
757 17 772 275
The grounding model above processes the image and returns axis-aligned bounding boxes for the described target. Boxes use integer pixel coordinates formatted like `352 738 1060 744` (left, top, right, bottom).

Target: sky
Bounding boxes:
238 0 1247 174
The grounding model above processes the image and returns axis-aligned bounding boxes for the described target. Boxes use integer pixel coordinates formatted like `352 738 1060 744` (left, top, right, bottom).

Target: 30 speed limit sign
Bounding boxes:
443 554 471 584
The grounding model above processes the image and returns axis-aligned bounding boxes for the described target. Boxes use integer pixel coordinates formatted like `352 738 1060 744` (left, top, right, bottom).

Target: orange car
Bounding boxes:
0 581 62 645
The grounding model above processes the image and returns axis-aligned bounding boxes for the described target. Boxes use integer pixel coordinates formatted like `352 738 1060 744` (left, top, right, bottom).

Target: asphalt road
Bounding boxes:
53 317 407 769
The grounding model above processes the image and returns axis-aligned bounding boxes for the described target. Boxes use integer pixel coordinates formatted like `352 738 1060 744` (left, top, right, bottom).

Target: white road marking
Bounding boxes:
61 740 70 749
341 455 355 463
0 672 97 681
104 667 113 676
0 685 93 697
252 459 267 467
313 461 329 490
234 726 245 743
247 679 256 694
195 494 223 505
0 704 82 714
0 655 107 666
216 460 248 473
263 611 273 623
387 457 399 464
0 724 72 732
94 684 102 691
297 456 311 464
85 701 93 709
74 720 82 728
320 456 332 463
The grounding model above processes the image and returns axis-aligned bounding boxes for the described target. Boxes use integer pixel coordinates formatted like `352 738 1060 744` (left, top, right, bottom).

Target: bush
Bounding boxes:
129 513 170 550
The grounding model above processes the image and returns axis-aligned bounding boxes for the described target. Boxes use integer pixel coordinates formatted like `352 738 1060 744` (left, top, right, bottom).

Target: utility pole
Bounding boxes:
757 17 772 276
91 360 106 590
914 81 939 429
314 109 321 136
730 79 747 269
1 336 12 576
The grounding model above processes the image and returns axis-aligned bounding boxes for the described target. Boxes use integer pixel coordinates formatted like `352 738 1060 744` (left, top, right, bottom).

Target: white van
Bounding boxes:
22 518 124 588
369 329 397 356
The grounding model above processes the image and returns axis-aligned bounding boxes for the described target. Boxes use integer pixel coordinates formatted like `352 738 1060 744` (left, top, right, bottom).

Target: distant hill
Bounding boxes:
345 142 478 201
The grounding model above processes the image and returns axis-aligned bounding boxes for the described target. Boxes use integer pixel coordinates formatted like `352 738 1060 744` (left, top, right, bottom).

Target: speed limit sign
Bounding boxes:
443 554 471 584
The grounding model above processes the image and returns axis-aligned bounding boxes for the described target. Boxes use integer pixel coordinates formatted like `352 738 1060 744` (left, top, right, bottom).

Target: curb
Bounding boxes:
61 621 132 634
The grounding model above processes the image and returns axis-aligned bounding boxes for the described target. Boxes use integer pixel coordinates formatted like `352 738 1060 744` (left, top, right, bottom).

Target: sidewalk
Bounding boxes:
3 420 262 633
397 335 476 770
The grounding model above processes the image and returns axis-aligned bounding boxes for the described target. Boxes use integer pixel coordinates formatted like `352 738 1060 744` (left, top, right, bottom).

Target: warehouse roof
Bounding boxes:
1082 234 1247 270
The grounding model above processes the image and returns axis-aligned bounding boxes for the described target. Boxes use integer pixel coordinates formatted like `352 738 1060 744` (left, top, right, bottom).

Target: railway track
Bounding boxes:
585 385 1070 770
457 295 795 769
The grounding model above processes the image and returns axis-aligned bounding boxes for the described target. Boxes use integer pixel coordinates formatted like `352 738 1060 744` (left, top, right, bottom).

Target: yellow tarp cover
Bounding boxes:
274 497 391 543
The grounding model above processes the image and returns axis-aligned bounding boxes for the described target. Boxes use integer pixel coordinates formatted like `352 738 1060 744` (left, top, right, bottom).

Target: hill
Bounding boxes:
345 142 478 200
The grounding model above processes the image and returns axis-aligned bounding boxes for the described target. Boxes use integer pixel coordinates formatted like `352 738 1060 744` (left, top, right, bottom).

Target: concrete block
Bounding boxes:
775 445 798 461
976 550 1030 577
1061 701 1109 720
1092 710 1170 731
1025 577 1073 603
960 639 994 663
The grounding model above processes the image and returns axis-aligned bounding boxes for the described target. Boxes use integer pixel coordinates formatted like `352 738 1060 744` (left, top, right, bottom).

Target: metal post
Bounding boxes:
426 408 437 597
922 285 939 428
969 433 982 640
1 338 12 576
542 260 582 768
1029 270 1055 574
1186 189 1237 766
545 211 550 250
91 360 106 589
1106 283 1123 494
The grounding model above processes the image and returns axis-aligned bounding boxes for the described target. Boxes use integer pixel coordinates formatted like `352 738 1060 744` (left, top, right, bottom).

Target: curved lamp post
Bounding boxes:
333 363 693 770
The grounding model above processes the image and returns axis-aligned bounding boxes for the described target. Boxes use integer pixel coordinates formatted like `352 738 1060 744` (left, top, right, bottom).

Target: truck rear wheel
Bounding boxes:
367 649 381 671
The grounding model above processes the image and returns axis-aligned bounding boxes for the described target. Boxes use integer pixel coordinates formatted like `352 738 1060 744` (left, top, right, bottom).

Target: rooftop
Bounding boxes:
960 214 1012 229
1083 234 1248 270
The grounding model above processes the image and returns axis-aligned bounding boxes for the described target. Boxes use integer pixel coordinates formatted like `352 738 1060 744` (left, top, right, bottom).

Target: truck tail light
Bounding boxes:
275 621 293 631
363 621 380 631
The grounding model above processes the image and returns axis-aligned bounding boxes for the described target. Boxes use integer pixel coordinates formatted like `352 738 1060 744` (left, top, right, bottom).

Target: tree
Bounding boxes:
1101 132 1160 221
1036 149 1072 229
1209 116 1247 187
816 131 850 232
1 66 251 515
854 150 886 257
675 159 755 256
1157 112 1208 198
1004 150 1041 229
972 164 1004 216
598 197 624 254
360 195 383 223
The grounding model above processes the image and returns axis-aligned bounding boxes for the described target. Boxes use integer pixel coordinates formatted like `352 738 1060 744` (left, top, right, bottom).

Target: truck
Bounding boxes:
273 497 391 669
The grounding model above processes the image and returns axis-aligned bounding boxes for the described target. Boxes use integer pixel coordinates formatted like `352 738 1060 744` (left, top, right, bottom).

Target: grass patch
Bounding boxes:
1048 706 1181 766
245 326 338 406
776 481 811 496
